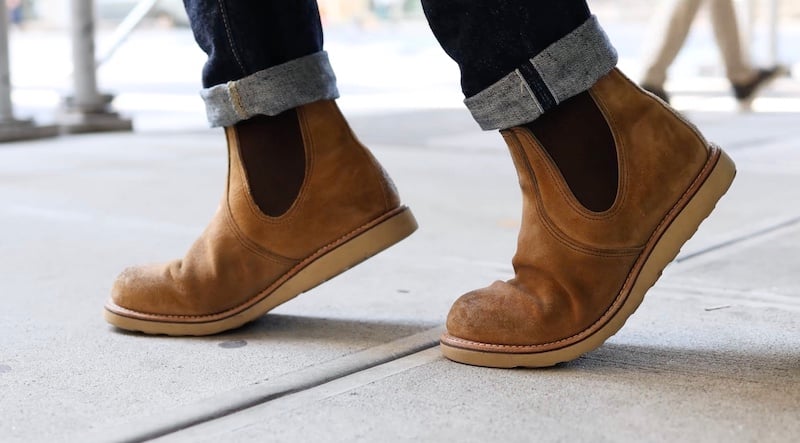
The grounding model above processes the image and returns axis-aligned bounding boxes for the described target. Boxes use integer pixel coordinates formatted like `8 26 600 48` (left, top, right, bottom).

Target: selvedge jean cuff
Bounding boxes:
200 51 339 127
465 16 617 130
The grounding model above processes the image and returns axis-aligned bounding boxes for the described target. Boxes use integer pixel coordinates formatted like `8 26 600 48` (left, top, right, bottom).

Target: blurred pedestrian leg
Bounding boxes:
640 0 783 106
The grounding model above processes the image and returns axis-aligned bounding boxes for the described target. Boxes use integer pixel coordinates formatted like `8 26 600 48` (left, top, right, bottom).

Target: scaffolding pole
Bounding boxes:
0 0 57 141
60 0 132 134
96 0 159 68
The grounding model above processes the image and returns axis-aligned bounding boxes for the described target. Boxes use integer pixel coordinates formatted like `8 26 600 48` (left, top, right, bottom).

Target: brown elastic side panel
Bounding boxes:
523 91 618 213
235 110 306 217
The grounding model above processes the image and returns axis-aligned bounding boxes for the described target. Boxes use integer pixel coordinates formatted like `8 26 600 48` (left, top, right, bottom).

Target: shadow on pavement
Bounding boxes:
567 342 799 382
108 313 435 347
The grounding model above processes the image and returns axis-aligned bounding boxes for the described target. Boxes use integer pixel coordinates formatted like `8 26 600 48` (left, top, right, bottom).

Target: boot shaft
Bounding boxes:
225 100 402 259
503 69 712 251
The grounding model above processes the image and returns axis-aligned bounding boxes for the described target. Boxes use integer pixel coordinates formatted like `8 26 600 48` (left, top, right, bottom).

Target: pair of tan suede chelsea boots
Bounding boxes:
105 69 735 368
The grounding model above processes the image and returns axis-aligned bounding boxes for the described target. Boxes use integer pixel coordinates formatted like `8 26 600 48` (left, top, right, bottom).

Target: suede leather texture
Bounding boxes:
111 100 401 318
446 69 712 347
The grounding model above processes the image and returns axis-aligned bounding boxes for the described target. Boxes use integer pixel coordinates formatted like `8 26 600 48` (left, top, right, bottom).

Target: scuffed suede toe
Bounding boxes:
447 281 544 346
110 263 189 317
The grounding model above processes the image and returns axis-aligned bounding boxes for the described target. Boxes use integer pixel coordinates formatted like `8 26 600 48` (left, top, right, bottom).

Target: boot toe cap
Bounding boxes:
109 263 181 316
446 280 550 346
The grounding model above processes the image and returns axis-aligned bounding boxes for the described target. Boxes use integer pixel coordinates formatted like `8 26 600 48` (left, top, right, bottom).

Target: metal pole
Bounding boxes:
0 0 15 122
61 0 132 133
0 1 58 141
71 0 102 109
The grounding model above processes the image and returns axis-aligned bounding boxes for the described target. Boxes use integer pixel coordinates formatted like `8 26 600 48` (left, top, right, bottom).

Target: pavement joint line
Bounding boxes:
675 215 800 264
79 326 445 443
151 348 443 442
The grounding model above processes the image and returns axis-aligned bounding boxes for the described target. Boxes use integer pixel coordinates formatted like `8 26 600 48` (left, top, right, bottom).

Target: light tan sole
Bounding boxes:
440 149 736 368
104 207 418 336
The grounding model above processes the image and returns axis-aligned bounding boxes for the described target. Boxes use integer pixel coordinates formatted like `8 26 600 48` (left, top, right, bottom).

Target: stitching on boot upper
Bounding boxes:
516 127 625 221
443 147 721 351
509 137 642 256
236 106 315 225
106 207 407 320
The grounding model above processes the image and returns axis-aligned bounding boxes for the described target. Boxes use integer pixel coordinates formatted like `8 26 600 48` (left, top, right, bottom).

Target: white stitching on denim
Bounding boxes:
216 0 247 75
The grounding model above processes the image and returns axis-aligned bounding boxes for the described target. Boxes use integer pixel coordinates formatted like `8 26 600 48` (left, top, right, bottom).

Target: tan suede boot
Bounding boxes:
440 69 736 368
105 100 417 335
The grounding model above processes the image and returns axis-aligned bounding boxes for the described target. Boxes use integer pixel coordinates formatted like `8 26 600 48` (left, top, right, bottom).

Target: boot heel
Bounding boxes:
285 207 418 296
629 147 735 303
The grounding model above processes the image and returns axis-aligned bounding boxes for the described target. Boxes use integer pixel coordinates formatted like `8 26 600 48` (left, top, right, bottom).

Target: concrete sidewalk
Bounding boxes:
1 104 798 442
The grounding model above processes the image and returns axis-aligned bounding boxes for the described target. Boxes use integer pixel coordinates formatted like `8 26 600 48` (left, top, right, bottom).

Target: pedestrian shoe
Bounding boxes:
733 66 786 110
640 83 670 104
440 69 736 368
105 100 417 335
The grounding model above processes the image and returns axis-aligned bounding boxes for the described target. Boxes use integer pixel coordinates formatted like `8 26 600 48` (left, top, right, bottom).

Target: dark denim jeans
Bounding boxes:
183 0 617 129
183 1 324 88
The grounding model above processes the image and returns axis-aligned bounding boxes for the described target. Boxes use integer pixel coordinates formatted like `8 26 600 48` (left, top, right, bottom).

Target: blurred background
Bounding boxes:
1 0 799 134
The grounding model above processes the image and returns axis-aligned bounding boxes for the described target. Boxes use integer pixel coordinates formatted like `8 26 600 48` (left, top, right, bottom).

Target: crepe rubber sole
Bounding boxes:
440 147 736 368
104 207 418 336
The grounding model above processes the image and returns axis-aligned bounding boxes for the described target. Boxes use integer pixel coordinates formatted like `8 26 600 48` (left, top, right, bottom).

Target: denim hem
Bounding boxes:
200 51 339 127
464 16 618 130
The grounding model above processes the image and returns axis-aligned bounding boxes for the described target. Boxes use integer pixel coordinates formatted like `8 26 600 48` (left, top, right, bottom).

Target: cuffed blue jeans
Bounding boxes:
183 0 618 130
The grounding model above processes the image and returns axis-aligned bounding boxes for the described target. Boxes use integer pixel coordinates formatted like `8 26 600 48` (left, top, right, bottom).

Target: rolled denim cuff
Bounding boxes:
200 51 339 127
464 16 618 130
